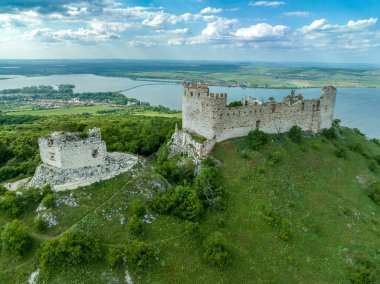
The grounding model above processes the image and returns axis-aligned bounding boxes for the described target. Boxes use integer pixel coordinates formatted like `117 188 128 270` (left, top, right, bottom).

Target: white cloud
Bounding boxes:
90 21 134 32
200 7 223 14
235 23 288 39
156 28 189 34
25 27 120 43
142 13 166 27
347 17 377 28
282 11 310 17
168 38 185 45
300 19 329 32
249 1 285 7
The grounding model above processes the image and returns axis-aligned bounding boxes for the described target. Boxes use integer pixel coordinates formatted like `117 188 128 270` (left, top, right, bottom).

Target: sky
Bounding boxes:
0 0 379 63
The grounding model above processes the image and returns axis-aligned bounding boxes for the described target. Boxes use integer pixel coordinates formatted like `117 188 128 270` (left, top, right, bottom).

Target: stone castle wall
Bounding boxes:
182 83 336 142
38 128 107 169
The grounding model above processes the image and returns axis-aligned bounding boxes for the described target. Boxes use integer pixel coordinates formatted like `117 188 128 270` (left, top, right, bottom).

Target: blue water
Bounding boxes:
0 74 379 138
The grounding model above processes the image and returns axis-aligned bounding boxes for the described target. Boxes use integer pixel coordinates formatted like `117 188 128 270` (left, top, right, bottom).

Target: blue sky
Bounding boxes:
0 0 379 63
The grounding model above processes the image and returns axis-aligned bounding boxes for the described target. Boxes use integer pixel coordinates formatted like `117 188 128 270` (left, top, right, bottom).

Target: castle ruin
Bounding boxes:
170 82 336 158
39 128 107 169
28 128 138 191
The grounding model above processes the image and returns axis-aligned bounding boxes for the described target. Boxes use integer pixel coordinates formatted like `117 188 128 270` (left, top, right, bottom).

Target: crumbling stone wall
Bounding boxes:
182 83 336 142
39 128 107 169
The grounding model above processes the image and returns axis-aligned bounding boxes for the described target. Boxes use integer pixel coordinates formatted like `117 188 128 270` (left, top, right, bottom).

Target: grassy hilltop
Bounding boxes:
0 112 379 283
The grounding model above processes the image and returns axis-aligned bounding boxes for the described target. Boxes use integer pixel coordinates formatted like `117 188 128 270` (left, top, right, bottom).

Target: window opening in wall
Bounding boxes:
47 139 53 147
92 149 99 158
49 152 55 161
301 101 305 111
316 100 320 111
256 120 261 129
271 104 276 113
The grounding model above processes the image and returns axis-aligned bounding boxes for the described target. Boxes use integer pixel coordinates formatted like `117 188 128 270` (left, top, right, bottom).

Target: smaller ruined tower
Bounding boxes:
38 128 107 169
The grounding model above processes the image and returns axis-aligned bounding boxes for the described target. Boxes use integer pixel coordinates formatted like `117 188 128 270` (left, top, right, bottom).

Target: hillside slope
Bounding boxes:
0 123 379 283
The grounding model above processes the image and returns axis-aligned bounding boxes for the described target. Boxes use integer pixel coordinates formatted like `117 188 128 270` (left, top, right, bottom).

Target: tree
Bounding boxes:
1 220 32 257
247 129 269 150
288 126 303 143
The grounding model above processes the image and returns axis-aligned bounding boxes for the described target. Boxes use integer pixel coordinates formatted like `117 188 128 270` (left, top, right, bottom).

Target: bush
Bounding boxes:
368 182 380 205
23 185 52 204
0 191 22 217
349 259 377 284
37 231 102 273
203 231 230 268
0 185 7 195
194 165 224 210
130 202 146 218
321 127 337 140
353 128 365 137
227 101 243 107
267 150 283 166
128 215 142 235
278 219 293 242
247 129 269 150
288 126 303 143
184 221 200 236
370 139 380 146
107 248 124 268
124 241 155 275
368 160 378 172
152 185 204 221
1 220 32 257
41 193 55 208
334 147 347 159
33 217 48 232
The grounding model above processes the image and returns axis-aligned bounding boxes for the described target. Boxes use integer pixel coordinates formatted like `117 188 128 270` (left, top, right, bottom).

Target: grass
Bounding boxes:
133 110 182 119
0 126 379 283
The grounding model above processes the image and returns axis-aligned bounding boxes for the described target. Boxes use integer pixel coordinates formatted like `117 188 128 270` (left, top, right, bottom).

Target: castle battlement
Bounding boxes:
181 82 337 142
38 127 107 169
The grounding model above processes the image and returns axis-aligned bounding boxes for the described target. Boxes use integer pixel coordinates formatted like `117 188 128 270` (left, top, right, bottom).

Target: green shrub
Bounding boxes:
37 231 102 273
368 182 380 205
374 155 380 165
353 128 365 137
247 129 269 150
23 185 52 204
349 259 377 284
334 147 347 159
152 185 204 221
370 139 380 146
368 160 378 172
33 217 48 232
278 219 293 242
256 165 266 174
0 185 7 195
194 165 224 210
0 191 22 217
130 202 146 218
107 248 124 268
227 101 243 107
321 127 337 140
124 241 155 275
348 143 365 155
41 193 55 208
184 221 200 236
203 231 230 268
128 215 142 235
267 150 283 166
1 220 32 257
288 126 303 143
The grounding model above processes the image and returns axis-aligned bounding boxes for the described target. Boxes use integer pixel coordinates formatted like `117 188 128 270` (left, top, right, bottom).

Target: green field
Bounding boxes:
0 115 379 283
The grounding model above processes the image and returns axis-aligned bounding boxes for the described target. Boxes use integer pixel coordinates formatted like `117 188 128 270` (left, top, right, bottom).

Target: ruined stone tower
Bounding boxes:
38 128 107 169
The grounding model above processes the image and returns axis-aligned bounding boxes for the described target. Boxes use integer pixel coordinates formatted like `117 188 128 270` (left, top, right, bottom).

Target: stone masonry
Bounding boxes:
170 82 336 158
28 128 138 191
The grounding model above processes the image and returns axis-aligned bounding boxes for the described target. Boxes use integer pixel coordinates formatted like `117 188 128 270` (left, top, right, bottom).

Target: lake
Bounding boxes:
0 74 379 138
